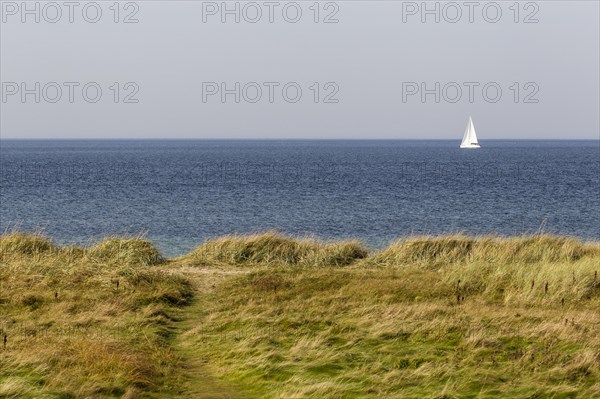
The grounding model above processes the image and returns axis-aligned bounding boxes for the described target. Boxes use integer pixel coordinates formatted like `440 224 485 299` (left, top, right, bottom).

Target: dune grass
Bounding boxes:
366 234 598 267
179 233 600 398
182 231 368 267
1 232 599 398
365 234 600 305
187 266 600 398
0 233 191 398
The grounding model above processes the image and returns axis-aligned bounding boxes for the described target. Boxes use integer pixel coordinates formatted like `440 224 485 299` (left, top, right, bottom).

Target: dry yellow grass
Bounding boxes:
178 233 600 398
366 234 598 267
0 233 191 398
183 231 368 267
1 232 599 398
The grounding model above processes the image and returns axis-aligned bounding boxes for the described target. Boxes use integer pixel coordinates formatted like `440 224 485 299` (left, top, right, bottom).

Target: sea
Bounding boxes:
1 140 598 257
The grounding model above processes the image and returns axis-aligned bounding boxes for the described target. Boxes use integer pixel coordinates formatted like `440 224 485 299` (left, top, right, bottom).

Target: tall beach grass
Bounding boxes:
1 231 599 398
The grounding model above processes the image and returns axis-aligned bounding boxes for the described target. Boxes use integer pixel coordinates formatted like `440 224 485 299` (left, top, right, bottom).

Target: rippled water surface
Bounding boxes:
1 140 598 256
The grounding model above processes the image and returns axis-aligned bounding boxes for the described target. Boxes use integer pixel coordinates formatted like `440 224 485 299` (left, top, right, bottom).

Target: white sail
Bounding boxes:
460 116 480 148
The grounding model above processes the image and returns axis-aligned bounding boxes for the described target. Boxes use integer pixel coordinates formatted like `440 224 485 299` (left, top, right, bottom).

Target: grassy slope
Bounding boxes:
1 233 599 398
0 234 194 399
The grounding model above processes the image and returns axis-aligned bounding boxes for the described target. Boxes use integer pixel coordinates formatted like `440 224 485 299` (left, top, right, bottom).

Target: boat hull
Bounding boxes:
460 144 481 149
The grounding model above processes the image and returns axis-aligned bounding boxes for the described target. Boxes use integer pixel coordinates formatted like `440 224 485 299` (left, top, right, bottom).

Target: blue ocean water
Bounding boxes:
1 140 598 257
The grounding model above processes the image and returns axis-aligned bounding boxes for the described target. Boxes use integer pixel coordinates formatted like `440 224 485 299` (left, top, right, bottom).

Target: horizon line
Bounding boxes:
1 138 599 141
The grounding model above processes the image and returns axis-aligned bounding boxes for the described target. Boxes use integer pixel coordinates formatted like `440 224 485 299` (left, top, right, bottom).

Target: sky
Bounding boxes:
1 0 599 139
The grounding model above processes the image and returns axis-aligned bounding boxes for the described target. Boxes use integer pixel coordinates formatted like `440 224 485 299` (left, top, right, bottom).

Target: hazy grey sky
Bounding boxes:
1 1 599 139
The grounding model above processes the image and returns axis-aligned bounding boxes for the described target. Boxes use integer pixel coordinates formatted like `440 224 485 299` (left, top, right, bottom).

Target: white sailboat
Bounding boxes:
460 116 480 149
